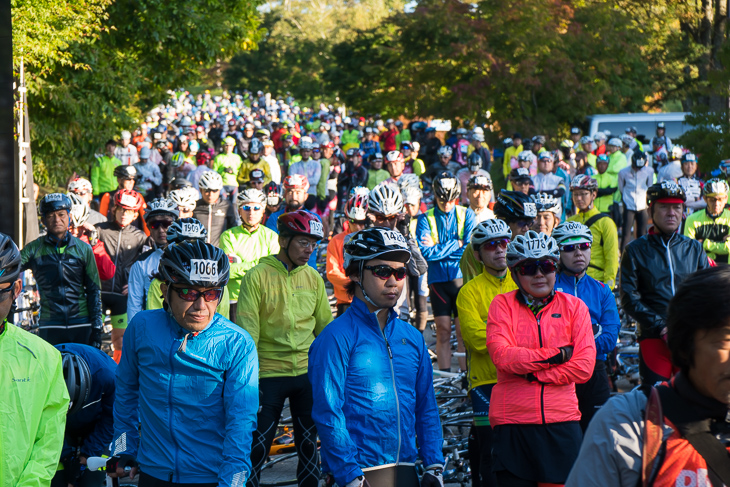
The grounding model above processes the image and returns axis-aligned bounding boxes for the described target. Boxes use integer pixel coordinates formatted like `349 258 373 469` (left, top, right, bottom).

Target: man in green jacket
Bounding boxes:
91 139 122 199
219 189 280 318
213 136 244 199
0 233 70 486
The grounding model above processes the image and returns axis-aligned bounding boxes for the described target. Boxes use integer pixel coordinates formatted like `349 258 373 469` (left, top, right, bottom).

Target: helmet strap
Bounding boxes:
357 261 384 310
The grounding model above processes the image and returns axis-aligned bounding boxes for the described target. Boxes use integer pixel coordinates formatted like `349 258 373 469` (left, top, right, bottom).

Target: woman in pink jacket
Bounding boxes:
486 230 596 487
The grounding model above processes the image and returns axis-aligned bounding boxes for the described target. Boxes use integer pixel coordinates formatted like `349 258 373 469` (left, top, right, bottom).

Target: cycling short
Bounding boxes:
471 383 495 427
101 292 128 329
429 279 463 317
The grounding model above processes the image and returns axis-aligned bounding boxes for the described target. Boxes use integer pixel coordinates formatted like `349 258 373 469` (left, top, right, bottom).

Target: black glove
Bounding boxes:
89 328 102 349
546 346 574 365
422 468 444 487
524 372 539 382
106 454 137 474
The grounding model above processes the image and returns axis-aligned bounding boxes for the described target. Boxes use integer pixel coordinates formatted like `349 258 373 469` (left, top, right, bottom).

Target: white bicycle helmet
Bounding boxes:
169 188 198 211
518 150 535 163
397 173 421 191
607 137 622 148
236 188 266 208
67 193 90 228
471 219 512 247
145 197 179 221
402 186 423 206
369 182 403 217
506 230 560 268
68 177 93 195
346 186 370 221
579 136 593 146
551 221 593 247
438 145 453 158
198 171 223 191
532 192 562 217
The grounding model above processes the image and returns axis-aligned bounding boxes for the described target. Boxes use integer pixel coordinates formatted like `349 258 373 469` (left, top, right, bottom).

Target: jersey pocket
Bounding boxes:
291 290 316 319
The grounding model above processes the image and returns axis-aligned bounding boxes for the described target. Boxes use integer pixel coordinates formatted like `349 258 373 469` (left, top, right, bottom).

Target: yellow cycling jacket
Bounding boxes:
236 255 332 378
456 270 518 390
0 322 69 486
219 224 280 302
568 207 619 288
459 242 483 284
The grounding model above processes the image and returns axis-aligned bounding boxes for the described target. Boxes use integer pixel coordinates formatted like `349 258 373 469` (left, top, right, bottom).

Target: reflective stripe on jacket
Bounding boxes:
487 290 596 426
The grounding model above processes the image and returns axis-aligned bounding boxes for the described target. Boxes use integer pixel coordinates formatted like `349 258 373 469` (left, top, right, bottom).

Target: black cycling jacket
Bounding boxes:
620 229 710 340
192 198 237 247
95 221 149 294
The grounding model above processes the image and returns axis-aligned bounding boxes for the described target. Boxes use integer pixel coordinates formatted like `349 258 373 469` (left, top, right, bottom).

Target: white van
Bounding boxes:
585 112 690 143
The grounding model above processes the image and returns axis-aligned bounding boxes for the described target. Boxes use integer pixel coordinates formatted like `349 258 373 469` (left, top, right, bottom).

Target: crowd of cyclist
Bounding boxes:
1 89 729 487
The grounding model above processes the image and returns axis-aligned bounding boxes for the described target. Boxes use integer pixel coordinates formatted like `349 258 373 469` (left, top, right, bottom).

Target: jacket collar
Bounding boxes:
44 231 72 247
349 296 398 335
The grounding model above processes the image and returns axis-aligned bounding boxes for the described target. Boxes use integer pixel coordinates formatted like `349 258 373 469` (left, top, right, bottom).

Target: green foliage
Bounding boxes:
15 0 263 185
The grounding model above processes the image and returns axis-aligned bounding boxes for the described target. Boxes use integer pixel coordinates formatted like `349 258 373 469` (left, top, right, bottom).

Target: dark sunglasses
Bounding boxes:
172 287 223 302
483 238 510 251
561 242 591 253
517 260 557 276
312 149 321 153
149 220 173 230
364 265 407 281
516 220 534 228
241 205 263 211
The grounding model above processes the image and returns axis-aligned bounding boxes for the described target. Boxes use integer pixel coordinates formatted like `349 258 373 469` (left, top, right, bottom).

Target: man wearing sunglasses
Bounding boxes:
238 210 332 487
110 240 258 487
417 171 476 372
487 230 595 487
220 189 279 319
553 221 620 431
127 198 179 324
456 219 518 487
310 227 444 487
0 234 70 487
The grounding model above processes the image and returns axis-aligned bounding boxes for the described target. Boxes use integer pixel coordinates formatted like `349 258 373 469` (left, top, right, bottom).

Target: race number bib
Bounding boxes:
523 202 537 217
190 259 218 282
120 194 138 208
309 220 324 238
379 229 408 248
46 193 63 201
181 222 202 236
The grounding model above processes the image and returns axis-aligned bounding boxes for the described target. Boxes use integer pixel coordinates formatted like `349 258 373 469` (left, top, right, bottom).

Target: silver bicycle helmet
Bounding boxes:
169 188 198 211
346 186 370 221
67 193 90 228
198 171 224 191
369 182 403 217
506 230 560 268
145 198 179 221
236 188 266 207
470 219 512 247
532 192 562 217
551 221 593 247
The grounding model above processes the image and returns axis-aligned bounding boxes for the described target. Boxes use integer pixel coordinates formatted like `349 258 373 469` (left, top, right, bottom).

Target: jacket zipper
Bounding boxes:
663 233 676 294
168 334 180 482
207 205 212 244
381 325 401 464
536 312 546 425
111 227 122 292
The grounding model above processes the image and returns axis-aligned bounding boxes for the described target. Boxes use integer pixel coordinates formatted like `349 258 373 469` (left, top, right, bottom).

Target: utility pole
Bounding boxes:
0 0 14 239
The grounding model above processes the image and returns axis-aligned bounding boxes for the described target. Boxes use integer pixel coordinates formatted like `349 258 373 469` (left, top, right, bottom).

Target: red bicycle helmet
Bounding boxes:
283 174 310 192
114 189 144 211
196 151 212 166
277 210 324 240
385 151 404 165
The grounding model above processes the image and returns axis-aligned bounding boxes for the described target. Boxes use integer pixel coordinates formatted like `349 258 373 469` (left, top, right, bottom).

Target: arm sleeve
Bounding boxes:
235 272 261 345
416 213 462 261
309 331 363 486
415 338 445 468
92 241 116 281
126 262 145 324
617 171 625 194
595 285 620 357
601 219 620 286
20 242 34 271
111 319 140 458
597 186 617 197
456 285 488 355
150 164 163 186
317 160 330 200
80 366 116 458
313 279 333 336
486 296 562 374
15 351 70 487
219 337 259 487
146 279 164 310
534 302 596 385
83 245 103 331
226 204 238 231
326 238 350 290
620 247 665 336
90 159 100 194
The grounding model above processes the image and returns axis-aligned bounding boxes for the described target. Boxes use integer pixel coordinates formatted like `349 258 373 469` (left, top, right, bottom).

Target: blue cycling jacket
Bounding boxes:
416 206 476 284
265 207 320 270
555 272 620 361
309 297 444 486
55 343 116 459
111 309 258 486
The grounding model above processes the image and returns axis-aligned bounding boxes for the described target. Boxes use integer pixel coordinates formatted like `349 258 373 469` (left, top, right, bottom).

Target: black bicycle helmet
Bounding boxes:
158 240 230 288
646 180 686 207
166 218 208 244
432 171 461 202
248 138 263 155
0 233 21 285
113 165 137 180
343 227 411 270
467 153 483 171
493 190 537 222
56 348 92 416
171 177 193 190
39 193 73 217
631 150 648 167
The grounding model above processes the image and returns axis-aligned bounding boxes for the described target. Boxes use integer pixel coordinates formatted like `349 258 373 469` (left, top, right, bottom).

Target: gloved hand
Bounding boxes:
345 476 365 487
89 328 102 349
524 372 539 382
546 346 573 365
422 468 444 487
107 454 138 479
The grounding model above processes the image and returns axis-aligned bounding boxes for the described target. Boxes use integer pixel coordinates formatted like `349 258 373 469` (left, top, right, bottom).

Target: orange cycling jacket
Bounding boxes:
326 228 353 305
487 290 596 426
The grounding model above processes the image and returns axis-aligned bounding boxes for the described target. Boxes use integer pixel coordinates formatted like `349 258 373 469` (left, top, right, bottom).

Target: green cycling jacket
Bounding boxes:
219 224 280 302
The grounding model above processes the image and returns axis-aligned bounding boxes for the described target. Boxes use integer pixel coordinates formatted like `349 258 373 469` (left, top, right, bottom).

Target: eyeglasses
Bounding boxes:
364 265 407 281
241 205 263 211
149 220 173 230
483 238 510 251
312 149 321 153
515 220 534 228
202 189 220 193
172 287 223 302
561 242 591 253
295 239 317 249
516 260 557 276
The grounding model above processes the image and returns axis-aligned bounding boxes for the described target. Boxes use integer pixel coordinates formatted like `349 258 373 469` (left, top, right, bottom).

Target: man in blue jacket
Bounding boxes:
53 343 116 487
309 227 444 487
109 240 259 486
552 221 620 430
416 171 476 371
